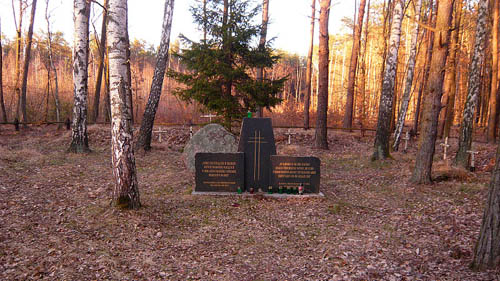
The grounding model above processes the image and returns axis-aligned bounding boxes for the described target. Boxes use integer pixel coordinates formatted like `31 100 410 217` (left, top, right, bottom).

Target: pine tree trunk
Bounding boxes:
392 0 422 151
20 0 37 124
343 0 367 130
471 141 500 269
108 0 141 209
443 0 463 140
314 0 331 150
372 0 404 160
487 0 499 143
410 0 454 184
68 0 91 153
14 0 23 121
255 0 269 118
104 58 111 123
303 0 315 130
46 0 61 126
454 0 489 169
0 20 7 123
91 0 108 123
136 0 175 151
357 0 371 133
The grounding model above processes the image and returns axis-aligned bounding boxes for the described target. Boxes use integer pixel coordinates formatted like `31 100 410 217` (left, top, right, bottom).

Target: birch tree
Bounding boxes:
68 0 91 153
303 0 316 130
410 0 454 184
392 0 422 150
371 0 404 160
454 0 489 169
314 0 331 149
20 0 37 124
136 0 175 151
343 0 367 129
108 0 141 209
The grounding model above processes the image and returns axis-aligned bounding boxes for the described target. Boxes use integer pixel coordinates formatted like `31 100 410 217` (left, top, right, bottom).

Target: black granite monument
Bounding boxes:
195 152 244 192
270 156 321 194
237 118 276 192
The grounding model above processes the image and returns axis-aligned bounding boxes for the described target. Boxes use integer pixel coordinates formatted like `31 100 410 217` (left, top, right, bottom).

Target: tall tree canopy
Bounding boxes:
168 0 285 127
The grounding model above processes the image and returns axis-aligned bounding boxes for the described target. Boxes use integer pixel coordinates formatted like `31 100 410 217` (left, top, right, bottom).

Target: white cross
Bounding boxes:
467 150 479 171
284 129 297 145
440 137 451 160
153 128 168 143
402 131 410 152
190 126 193 139
201 114 218 122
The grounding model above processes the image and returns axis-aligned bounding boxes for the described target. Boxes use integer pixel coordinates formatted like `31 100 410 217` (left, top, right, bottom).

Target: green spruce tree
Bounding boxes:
168 0 285 128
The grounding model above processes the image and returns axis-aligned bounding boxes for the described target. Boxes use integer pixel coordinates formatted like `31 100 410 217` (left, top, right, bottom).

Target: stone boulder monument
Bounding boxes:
183 124 237 172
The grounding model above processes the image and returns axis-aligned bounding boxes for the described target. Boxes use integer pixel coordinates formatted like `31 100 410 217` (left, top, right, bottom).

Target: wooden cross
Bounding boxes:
284 129 297 145
440 137 451 160
467 150 479 172
402 131 410 152
153 128 168 143
200 114 218 122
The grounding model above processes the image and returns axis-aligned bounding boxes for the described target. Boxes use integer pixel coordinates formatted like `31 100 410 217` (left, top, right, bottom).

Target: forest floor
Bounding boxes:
0 124 499 280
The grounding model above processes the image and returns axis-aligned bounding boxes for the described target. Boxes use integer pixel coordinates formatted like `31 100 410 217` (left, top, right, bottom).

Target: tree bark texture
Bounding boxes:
343 0 367 129
68 0 91 153
357 0 371 133
255 0 269 118
91 0 108 123
108 0 141 209
20 0 37 124
14 0 23 121
136 0 175 151
392 0 422 151
472 141 500 270
454 0 489 169
487 0 499 142
0 20 7 122
410 0 454 184
46 0 61 126
372 0 404 160
442 0 463 140
303 0 316 130
314 0 331 150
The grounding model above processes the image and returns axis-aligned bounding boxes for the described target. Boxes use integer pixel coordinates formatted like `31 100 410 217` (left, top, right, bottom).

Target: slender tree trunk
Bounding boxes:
13 0 23 121
392 0 422 150
343 0 367 129
454 0 489 169
358 0 371 133
372 0 404 160
487 0 499 142
45 68 50 122
92 0 108 123
136 0 175 151
108 0 141 209
46 0 61 126
125 27 133 124
314 0 331 149
472 137 500 269
104 55 111 123
255 0 269 118
442 0 463 140
20 0 37 124
0 19 7 123
410 0 454 184
68 0 91 153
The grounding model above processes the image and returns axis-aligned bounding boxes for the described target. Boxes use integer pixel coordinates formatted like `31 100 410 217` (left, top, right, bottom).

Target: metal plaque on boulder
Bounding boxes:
195 152 244 192
270 156 321 193
238 118 276 192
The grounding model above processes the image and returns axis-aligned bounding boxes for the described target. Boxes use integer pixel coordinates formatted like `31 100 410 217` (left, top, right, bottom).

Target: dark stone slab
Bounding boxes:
270 156 321 194
238 118 276 192
195 152 244 192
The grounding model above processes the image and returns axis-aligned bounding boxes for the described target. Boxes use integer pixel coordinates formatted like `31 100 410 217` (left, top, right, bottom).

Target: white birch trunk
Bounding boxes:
454 0 489 168
68 0 90 152
393 0 422 150
108 0 141 209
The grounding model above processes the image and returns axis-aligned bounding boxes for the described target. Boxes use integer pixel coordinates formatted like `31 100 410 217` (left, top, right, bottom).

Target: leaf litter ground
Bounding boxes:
0 125 499 280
